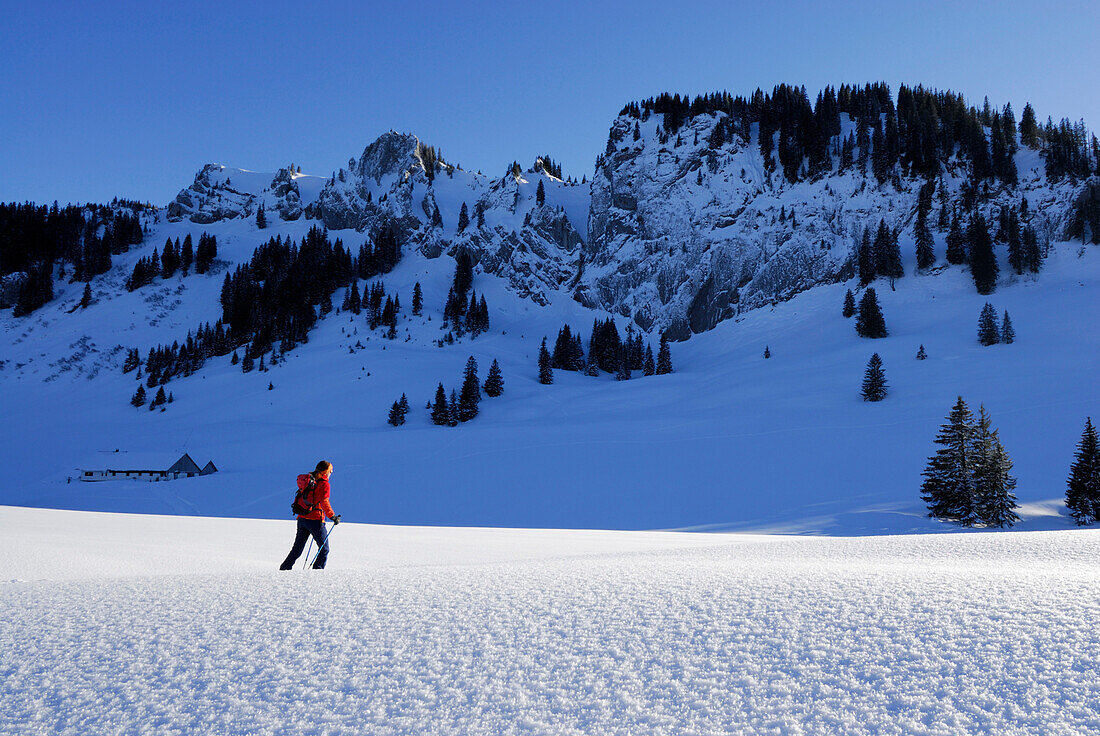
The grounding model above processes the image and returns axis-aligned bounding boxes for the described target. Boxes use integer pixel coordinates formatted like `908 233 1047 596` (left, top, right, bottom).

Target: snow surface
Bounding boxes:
2 505 1098 735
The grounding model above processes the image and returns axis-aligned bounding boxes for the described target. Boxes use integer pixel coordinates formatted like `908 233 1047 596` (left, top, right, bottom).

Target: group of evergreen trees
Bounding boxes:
356 225 401 279
344 281 404 338
425 356 503 427
856 220 904 285
977 303 1015 346
126 233 217 291
442 251 490 337
921 397 1019 528
130 383 173 411
2 201 147 315
129 226 365 395
387 394 410 426
614 84 1087 188
850 287 887 338
540 320 672 383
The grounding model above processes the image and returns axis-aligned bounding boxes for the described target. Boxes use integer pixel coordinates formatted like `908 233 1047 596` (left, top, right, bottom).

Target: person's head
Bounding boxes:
313 460 333 480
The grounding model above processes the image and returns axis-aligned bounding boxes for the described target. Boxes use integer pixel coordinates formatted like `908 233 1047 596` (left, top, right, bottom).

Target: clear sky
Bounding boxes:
2 0 1097 206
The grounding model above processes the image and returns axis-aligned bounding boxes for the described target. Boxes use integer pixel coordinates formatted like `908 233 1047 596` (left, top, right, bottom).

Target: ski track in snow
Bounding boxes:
2 507 1099 735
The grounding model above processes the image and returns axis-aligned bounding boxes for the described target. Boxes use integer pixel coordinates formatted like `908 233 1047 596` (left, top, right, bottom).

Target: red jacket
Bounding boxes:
297 474 336 521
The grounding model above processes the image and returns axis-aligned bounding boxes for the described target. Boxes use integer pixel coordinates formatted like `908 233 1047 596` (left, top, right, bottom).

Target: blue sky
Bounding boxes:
2 0 1097 205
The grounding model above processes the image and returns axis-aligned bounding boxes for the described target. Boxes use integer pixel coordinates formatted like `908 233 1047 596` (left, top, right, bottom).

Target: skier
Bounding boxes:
279 460 341 570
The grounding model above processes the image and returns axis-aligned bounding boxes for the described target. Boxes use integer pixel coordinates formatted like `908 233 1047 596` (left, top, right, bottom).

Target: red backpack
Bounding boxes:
291 473 317 516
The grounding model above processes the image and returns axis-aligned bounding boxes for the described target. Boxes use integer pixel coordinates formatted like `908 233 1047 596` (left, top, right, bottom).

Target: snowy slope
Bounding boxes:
3 505 1099 735
1 195 1098 533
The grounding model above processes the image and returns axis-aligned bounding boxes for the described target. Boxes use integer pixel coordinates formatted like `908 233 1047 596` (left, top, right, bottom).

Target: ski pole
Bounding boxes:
302 527 316 571
310 521 335 568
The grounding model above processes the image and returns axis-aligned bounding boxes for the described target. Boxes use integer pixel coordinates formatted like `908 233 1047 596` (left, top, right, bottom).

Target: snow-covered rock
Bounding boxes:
166 164 326 224
580 110 1091 338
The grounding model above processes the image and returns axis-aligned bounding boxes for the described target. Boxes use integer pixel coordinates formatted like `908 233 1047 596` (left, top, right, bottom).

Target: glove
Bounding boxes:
332 515 341 525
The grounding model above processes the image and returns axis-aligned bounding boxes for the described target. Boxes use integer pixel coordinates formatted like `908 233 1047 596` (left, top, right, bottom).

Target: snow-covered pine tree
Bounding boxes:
1066 417 1100 525
978 303 1000 345
921 397 978 525
855 288 887 338
538 338 554 384
458 356 481 421
483 359 504 397
1001 311 1015 344
861 353 887 401
971 405 1019 527
842 289 856 318
430 384 450 425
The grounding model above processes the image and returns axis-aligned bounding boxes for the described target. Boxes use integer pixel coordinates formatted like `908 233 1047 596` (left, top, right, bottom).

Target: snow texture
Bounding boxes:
2 506 1098 735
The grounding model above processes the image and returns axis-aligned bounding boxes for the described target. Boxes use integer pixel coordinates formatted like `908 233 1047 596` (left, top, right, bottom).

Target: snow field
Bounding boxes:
2 507 1099 735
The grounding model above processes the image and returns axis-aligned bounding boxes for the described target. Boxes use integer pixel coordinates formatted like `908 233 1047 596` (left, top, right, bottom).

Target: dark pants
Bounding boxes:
280 518 329 570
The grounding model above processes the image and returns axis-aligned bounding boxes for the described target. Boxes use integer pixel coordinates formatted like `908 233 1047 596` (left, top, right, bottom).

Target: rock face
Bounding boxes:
165 123 1090 335
580 110 1089 338
167 165 324 224
309 132 588 305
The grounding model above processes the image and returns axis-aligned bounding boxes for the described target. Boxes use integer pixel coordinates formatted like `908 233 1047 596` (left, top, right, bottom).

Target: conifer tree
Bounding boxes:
1019 103 1040 148
447 389 459 427
643 345 655 376
855 288 888 338
180 235 193 275
131 385 146 407
241 352 254 372
922 397 978 525
842 289 856 318
256 204 267 229
857 227 876 285
861 353 887 401
536 179 545 207
154 386 167 407
399 393 409 414
80 283 92 308
978 303 1000 345
916 344 927 360
483 359 504 397
458 356 481 421
616 350 630 381
388 400 406 426
656 334 673 374
457 203 469 232
763 346 771 359
967 213 998 294
945 212 967 265
915 198 936 271
538 338 553 384
412 282 423 315
431 383 449 426
1001 311 1015 344
1006 209 1024 275
972 405 1020 527
1066 417 1100 525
